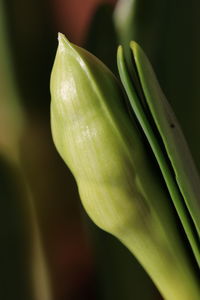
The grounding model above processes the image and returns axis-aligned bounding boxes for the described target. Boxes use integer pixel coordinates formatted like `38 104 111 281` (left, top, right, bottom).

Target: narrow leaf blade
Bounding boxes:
117 44 200 266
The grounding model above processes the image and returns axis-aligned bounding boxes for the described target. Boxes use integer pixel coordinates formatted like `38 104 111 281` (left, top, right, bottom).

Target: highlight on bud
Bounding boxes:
50 33 200 300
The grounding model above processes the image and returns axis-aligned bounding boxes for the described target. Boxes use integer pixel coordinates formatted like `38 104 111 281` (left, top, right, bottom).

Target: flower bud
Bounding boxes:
50 33 200 300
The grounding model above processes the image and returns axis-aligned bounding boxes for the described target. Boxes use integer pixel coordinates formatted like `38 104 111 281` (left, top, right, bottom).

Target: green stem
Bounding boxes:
120 217 200 300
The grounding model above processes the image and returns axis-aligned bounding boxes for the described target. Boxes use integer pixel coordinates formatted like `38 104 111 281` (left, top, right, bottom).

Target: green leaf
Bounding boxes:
114 0 200 175
117 43 200 266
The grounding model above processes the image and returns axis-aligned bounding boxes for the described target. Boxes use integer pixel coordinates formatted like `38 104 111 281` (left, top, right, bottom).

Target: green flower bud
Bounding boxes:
50 33 200 300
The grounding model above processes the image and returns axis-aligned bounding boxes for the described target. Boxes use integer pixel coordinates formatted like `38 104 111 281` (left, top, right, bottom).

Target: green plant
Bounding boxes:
50 33 200 300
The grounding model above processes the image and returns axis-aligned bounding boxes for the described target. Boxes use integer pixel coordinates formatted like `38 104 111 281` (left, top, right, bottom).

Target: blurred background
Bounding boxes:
1 0 200 299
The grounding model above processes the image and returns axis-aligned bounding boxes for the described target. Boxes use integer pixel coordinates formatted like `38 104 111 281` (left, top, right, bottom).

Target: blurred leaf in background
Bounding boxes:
0 0 24 161
85 3 118 73
1 0 96 299
0 156 33 300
